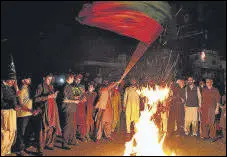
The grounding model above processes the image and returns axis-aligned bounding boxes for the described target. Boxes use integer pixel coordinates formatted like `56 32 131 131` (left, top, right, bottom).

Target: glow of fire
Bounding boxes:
123 85 175 156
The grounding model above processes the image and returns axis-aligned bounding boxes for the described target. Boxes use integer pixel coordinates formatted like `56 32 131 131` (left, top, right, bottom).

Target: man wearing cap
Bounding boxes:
33 73 61 155
1 73 20 156
200 78 221 142
16 75 34 156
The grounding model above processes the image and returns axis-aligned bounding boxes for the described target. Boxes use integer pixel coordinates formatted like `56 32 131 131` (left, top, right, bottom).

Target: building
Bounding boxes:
77 54 127 82
188 49 225 83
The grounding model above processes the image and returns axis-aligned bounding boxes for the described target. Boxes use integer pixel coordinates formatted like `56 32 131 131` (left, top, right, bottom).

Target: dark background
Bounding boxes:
1 1 226 85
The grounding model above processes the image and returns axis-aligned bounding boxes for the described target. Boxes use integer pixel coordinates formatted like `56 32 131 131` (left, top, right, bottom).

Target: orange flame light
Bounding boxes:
123 85 175 156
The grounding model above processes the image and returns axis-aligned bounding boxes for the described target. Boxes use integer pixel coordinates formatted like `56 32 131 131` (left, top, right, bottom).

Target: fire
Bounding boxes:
123 85 175 156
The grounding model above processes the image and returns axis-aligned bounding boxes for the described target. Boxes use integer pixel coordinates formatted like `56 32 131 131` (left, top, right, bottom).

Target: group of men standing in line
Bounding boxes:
1 68 226 156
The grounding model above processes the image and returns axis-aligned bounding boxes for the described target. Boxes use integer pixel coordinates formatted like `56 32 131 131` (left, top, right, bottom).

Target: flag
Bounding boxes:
77 1 171 45
77 1 172 81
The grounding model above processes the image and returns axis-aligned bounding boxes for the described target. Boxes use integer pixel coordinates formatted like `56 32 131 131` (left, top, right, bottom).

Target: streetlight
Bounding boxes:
200 51 206 62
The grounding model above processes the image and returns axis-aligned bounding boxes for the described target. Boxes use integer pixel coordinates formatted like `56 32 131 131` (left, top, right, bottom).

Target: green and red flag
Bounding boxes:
77 1 172 81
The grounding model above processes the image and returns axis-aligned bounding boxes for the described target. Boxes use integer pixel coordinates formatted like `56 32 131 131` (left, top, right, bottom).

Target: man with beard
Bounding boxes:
200 78 221 142
33 73 61 155
184 76 202 136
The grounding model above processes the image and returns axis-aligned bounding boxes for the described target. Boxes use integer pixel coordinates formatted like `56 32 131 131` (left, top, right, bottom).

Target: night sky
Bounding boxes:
1 1 226 79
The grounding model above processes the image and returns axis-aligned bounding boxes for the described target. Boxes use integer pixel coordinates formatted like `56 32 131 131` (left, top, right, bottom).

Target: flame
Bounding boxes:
123 85 175 156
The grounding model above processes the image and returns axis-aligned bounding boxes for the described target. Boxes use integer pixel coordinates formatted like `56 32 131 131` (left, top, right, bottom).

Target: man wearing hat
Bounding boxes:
33 73 61 155
1 59 20 156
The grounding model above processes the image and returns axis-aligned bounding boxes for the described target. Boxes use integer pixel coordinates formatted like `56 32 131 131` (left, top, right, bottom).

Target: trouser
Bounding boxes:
61 111 76 145
126 114 139 134
223 129 226 143
86 119 94 138
1 109 17 156
78 124 86 139
161 112 168 132
200 122 216 139
185 107 198 135
112 119 120 132
16 116 30 152
97 121 112 140
35 114 56 152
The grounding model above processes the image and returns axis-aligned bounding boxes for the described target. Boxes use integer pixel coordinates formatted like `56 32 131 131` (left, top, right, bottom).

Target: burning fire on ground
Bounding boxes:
123 85 175 156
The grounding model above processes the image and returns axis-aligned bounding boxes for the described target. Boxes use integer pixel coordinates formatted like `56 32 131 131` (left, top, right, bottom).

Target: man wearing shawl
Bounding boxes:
33 73 61 155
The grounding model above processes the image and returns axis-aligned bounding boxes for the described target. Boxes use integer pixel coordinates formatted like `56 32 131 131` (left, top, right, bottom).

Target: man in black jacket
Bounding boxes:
1 74 19 156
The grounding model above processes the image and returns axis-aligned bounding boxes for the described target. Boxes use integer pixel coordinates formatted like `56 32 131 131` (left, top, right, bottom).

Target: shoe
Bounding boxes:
18 150 28 156
210 138 217 143
95 139 101 144
36 151 43 156
62 143 71 150
68 141 79 146
44 145 54 150
107 137 113 141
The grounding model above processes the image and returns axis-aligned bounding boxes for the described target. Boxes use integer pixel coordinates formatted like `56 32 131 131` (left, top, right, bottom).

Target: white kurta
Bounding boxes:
124 86 140 133
1 109 17 156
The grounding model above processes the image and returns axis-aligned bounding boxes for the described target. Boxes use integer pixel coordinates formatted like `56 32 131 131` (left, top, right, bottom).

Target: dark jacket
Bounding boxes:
1 83 17 110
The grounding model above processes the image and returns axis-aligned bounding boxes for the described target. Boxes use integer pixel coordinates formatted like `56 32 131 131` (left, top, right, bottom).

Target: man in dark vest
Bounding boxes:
184 76 202 136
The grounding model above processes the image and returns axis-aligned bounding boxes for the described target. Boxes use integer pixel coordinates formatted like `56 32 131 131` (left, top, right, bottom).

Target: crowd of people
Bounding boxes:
1 69 226 156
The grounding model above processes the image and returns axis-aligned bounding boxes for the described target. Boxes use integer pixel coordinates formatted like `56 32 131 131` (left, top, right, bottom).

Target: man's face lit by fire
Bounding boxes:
178 80 185 88
187 77 194 86
206 79 213 88
5 80 15 87
88 85 95 92
45 76 53 85
130 79 137 86
22 78 31 86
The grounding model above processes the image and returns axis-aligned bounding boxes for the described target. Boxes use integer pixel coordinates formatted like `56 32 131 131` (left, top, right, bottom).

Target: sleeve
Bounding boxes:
123 88 128 108
197 87 202 107
34 84 48 103
18 88 25 105
63 85 71 100
118 92 122 112
1 87 9 109
215 89 221 105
